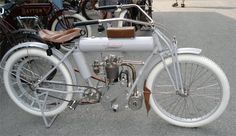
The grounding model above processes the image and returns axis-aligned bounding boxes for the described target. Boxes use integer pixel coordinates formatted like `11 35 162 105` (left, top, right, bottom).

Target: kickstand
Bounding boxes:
34 91 59 128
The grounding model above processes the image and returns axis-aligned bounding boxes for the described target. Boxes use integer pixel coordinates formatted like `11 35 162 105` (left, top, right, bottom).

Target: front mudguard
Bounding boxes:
0 42 77 85
143 47 202 113
177 48 202 55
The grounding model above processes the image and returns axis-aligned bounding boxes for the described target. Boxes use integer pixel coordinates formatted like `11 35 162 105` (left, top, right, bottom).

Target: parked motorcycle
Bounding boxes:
0 4 230 128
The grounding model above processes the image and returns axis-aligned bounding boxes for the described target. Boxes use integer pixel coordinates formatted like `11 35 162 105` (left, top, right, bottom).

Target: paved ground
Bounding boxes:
154 0 236 18
1 0 236 136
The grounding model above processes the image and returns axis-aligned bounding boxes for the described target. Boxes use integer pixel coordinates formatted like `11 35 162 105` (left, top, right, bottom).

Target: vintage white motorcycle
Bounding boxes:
0 4 230 128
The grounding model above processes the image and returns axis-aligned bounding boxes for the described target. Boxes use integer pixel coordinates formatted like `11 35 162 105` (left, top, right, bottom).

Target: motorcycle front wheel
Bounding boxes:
146 54 230 127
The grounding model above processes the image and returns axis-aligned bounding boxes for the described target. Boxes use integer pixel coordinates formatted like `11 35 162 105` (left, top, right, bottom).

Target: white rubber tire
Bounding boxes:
3 48 73 117
146 55 230 127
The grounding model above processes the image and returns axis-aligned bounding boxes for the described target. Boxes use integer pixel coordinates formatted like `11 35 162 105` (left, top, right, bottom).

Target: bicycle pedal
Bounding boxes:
78 98 99 105
112 104 119 112
68 100 79 110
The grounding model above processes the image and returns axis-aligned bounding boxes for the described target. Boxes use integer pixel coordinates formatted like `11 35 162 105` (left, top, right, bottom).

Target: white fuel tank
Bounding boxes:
77 37 154 52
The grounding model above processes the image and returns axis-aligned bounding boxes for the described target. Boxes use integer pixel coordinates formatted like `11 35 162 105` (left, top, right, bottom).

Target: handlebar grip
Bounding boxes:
74 20 99 26
95 5 118 10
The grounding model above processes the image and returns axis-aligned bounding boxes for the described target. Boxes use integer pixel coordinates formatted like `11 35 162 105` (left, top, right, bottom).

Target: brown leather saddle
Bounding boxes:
38 28 81 43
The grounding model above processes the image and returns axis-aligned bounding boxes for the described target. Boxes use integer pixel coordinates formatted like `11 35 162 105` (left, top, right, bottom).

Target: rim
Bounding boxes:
151 60 223 123
8 56 68 112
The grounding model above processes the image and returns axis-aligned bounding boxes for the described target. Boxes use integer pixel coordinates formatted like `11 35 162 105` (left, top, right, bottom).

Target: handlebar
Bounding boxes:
99 4 153 24
74 20 99 26
95 5 118 10
74 4 154 26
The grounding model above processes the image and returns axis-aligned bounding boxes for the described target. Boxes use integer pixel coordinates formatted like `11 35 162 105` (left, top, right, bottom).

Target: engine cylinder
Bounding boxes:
105 64 119 83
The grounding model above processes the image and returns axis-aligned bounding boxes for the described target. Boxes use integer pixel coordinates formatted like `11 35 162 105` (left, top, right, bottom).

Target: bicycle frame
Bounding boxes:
30 35 196 107
33 13 201 102
0 4 202 98
0 4 202 95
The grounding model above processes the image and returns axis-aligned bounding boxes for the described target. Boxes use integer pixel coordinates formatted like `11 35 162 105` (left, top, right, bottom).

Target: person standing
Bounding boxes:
97 0 118 31
99 0 118 19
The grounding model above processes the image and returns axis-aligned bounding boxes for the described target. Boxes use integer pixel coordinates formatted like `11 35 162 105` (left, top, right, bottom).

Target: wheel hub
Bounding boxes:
176 88 189 97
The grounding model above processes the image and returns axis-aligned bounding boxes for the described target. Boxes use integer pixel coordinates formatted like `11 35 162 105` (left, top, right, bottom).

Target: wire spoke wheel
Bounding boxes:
3 48 73 116
147 55 229 127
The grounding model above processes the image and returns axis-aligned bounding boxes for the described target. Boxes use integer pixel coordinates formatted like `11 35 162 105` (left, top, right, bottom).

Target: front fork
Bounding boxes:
154 29 184 95
171 38 184 94
160 37 184 94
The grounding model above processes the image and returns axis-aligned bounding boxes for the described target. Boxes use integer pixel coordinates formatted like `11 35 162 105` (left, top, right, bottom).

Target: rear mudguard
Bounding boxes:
0 42 77 85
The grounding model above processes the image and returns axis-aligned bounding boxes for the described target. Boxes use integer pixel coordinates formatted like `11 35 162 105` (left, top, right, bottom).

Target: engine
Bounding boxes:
92 54 143 111
93 54 132 85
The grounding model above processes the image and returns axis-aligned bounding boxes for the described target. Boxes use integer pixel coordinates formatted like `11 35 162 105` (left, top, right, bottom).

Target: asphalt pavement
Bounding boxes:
0 0 236 136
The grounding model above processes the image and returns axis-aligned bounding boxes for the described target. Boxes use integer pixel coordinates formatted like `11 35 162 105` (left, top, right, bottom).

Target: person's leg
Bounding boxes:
99 0 107 18
181 0 185 7
105 0 118 27
106 0 118 18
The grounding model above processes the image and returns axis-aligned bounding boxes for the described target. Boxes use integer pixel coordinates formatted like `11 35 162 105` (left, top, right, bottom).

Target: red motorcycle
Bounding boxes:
0 7 42 60
2 0 91 35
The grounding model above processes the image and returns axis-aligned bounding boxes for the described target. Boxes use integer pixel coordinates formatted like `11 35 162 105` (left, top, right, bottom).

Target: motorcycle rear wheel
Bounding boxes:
3 48 73 116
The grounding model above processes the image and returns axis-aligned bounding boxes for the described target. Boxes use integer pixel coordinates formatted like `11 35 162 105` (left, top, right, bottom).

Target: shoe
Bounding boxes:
172 2 178 7
181 3 185 7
